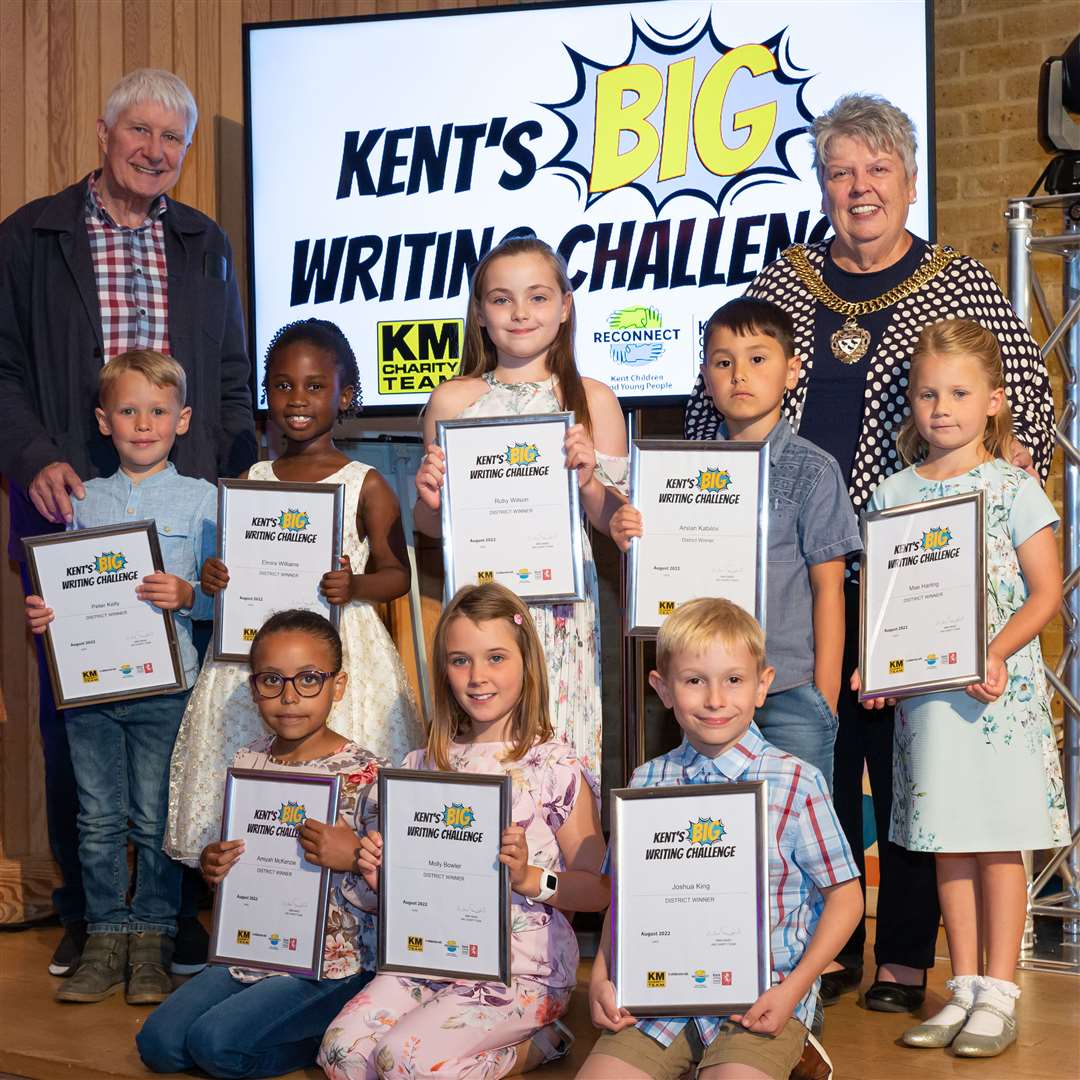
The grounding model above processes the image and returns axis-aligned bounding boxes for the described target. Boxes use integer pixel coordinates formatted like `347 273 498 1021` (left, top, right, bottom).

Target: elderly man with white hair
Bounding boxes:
0 69 256 981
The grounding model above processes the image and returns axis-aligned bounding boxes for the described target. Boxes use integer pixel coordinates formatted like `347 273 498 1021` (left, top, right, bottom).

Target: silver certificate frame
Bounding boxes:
22 520 185 709
378 768 512 984
208 767 340 978
213 479 345 661
860 490 987 700
626 439 770 637
612 782 771 1016
437 413 585 603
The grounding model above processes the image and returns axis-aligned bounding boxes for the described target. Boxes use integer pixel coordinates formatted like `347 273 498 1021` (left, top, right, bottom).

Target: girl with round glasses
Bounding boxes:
139 609 385 1078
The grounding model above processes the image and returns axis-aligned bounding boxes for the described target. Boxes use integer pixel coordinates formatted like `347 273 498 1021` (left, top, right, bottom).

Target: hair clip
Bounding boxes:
513 613 523 625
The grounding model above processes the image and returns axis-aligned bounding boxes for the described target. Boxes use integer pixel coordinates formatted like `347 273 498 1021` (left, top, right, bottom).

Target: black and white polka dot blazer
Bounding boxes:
683 242 1056 510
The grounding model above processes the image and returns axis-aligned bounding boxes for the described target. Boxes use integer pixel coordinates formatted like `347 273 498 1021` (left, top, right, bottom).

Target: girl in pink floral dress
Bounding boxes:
319 584 608 1080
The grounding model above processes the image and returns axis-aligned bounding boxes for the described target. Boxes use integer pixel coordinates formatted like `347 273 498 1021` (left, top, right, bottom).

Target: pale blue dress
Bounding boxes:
868 459 1069 853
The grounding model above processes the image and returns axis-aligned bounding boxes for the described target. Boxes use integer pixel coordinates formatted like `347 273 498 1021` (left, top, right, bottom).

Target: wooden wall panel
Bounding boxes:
0 0 485 924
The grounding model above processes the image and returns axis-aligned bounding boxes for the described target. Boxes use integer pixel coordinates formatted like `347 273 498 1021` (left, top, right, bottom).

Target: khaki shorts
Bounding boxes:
589 1018 807 1080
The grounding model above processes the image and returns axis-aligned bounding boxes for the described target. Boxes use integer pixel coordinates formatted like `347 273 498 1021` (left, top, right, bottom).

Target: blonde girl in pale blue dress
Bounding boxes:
859 320 1068 1059
412 237 629 785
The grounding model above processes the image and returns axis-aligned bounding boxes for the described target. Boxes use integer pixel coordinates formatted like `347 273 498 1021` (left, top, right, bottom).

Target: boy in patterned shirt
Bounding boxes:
579 598 862 1080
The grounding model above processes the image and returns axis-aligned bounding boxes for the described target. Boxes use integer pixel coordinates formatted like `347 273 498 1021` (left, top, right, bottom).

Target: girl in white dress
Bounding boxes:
166 320 423 866
413 238 629 782
859 320 1068 1058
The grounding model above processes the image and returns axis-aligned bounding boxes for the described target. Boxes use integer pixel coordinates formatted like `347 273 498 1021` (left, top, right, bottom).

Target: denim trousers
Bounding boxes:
754 681 839 791
20 561 85 925
65 689 190 935
137 964 374 1078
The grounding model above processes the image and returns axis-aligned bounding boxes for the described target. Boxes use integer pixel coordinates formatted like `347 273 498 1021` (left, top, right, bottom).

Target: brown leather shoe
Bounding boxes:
790 1031 833 1080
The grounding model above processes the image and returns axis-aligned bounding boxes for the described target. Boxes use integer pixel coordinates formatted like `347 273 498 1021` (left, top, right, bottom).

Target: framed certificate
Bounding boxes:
214 479 346 660
208 768 341 977
860 491 987 700
627 440 769 637
438 413 585 603
378 768 512 984
611 782 771 1016
22 521 185 709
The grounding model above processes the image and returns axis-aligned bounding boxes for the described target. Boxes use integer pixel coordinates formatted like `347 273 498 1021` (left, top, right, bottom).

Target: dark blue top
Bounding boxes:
798 235 928 485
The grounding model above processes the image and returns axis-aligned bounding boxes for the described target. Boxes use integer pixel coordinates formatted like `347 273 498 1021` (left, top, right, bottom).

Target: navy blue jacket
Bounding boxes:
0 176 257 543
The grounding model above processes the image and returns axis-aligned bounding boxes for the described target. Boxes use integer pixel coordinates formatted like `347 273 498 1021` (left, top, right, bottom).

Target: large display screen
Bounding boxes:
245 0 933 412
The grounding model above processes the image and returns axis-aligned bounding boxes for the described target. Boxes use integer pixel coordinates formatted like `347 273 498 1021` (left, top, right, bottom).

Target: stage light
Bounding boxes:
1036 33 1080 195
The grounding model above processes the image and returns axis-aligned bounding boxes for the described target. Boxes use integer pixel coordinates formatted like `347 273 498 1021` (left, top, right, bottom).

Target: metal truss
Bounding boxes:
1006 192 1080 974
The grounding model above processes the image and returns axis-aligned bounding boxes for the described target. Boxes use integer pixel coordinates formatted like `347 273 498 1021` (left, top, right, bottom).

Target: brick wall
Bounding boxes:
933 0 1078 676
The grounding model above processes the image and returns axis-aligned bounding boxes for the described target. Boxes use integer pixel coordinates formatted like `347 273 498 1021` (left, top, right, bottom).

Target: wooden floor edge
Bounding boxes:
0 1047 122 1080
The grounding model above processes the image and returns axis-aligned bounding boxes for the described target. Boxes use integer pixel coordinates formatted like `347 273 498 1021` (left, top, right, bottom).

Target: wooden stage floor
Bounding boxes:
1 922 1077 1079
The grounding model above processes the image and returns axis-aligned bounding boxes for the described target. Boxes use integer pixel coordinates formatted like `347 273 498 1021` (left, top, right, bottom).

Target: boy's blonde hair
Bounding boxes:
896 319 1013 465
98 350 187 407
428 583 553 771
656 598 766 676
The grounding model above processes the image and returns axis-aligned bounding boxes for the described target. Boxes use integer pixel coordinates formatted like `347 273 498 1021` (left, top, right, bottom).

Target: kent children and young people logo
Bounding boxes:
599 306 681 366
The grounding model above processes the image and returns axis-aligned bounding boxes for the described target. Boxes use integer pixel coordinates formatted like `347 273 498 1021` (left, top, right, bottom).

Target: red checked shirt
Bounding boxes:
85 172 170 360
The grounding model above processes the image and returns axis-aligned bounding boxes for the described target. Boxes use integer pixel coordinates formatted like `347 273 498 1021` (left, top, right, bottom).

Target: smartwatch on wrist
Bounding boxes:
525 867 558 904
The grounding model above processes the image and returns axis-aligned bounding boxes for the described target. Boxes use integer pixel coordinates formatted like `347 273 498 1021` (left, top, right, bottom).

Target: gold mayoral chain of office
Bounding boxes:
782 243 961 364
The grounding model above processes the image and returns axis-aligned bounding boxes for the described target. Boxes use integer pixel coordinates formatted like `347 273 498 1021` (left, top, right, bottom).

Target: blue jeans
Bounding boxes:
754 682 838 791
137 964 374 1078
65 690 189 935
20 560 85 926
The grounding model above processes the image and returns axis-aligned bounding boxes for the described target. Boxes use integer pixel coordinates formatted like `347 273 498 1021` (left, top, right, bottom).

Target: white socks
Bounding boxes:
962 976 1020 1037
921 974 978 1027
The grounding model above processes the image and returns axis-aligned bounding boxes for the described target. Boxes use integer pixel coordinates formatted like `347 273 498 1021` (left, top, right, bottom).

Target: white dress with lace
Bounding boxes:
456 374 628 782
165 459 423 865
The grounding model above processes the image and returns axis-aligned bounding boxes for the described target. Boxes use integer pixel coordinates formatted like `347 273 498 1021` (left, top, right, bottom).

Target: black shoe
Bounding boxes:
819 965 861 1006
863 969 927 1013
48 920 88 977
170 915 209 975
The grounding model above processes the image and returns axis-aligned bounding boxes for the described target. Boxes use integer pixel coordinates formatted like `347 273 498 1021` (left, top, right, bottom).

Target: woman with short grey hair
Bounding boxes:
684 92 1054 1015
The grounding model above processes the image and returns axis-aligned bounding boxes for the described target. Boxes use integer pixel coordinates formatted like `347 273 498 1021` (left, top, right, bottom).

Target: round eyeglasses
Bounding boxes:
249 670 339 699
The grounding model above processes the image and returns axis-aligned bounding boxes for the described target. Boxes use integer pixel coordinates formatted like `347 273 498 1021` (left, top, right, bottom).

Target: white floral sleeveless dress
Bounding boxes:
456 374 628 782
165 459 423 865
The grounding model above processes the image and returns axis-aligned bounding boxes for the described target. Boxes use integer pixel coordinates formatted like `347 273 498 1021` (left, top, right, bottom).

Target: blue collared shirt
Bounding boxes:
711 418 861 692
624 725 859 1046
69 464 216 685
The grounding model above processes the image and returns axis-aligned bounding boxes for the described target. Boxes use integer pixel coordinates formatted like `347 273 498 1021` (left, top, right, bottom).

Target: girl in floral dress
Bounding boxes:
166 319 422 866
139 610 385 1077
860 320 1068 1059
413 238 629 782
319 584 608 1080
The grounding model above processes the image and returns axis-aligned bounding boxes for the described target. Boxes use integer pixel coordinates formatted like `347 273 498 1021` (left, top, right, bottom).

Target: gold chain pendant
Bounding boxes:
831 316 871 363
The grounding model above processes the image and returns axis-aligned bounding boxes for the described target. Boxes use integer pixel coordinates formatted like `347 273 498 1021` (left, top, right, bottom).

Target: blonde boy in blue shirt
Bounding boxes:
579 599 862 1080
25 350 215 1007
